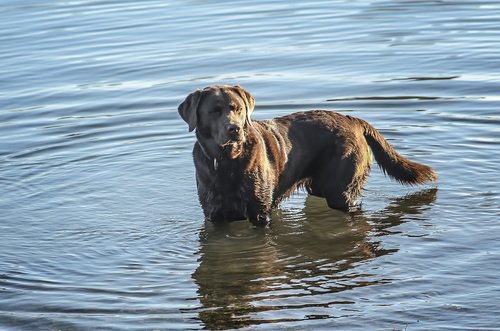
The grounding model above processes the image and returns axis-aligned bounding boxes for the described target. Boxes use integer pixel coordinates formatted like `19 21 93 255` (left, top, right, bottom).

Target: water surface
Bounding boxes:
1 1 500 330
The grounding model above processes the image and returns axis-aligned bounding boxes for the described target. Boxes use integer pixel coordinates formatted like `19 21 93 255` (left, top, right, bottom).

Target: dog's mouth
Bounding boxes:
220 139 244 159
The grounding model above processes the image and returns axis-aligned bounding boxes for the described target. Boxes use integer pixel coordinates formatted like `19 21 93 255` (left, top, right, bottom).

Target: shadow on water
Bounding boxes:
192 189 437 329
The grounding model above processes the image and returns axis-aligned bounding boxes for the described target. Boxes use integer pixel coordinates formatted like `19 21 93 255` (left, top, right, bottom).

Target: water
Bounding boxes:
1 1 499 330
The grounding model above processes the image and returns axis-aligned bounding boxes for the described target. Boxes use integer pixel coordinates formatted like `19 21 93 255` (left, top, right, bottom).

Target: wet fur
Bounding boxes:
178 85 437 225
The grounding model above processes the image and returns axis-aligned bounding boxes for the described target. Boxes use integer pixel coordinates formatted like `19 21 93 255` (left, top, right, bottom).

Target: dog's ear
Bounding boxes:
178 89 202 132
233 85 255 123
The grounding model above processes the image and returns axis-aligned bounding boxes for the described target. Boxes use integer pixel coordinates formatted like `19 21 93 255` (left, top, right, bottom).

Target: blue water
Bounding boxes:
1 1 500 330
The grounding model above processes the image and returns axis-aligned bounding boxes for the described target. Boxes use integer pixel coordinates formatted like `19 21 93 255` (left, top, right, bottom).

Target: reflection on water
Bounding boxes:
193 189 437 329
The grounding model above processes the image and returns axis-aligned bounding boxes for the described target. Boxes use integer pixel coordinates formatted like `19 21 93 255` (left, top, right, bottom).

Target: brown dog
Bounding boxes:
178 85 437 225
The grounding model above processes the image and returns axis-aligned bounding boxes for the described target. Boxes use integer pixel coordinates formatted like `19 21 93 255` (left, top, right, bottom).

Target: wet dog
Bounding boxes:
178 85 437 225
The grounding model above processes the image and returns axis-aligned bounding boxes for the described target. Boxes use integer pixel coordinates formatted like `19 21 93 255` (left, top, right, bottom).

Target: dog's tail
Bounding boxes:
351 116 437 185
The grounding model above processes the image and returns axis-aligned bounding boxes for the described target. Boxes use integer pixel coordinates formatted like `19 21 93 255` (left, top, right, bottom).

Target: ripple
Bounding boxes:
0 176 38 203
327 95 450 102
382 76 461 82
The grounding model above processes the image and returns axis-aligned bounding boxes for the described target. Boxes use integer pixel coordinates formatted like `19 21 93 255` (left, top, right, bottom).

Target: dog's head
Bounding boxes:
178 85 255 159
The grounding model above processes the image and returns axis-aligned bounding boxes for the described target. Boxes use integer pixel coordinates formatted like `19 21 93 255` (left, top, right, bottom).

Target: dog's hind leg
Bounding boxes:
320 142 371 211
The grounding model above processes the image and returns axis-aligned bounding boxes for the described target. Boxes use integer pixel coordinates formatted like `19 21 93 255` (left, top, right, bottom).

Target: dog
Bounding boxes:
178 85 437 225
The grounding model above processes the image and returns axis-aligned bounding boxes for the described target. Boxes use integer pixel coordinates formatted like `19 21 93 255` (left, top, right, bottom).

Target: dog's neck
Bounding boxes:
195 130 228 171
196 131 253 171
196 130 213 157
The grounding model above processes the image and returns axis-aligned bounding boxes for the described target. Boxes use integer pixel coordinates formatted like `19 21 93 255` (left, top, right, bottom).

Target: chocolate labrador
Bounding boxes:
178 85 437 225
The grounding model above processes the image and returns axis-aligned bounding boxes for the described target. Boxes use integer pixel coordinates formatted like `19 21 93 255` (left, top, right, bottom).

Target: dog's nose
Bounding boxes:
226 124 241 135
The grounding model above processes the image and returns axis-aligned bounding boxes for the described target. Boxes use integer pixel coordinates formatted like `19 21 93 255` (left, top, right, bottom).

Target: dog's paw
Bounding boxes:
250 214 271 227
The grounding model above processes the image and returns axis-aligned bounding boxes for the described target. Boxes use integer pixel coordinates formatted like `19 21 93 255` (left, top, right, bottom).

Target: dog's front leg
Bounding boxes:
246 192 273 226
247 209 271 226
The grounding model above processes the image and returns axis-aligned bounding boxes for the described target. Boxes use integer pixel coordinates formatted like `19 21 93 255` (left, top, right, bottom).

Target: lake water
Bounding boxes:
1 1 500 330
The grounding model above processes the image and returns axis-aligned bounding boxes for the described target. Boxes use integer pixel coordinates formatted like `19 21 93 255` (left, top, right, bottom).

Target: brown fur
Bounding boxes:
178 85 437 225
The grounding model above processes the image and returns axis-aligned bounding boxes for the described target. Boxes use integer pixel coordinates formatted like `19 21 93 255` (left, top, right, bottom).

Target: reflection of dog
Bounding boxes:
178 85 437 225
192 189 438 329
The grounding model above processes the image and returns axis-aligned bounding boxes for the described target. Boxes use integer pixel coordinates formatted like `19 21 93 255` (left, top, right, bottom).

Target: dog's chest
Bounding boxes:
212 165 249 200
205 164 252 220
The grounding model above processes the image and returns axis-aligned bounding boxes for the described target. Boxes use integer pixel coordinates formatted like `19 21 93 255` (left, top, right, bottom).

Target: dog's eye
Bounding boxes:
209 107 222 114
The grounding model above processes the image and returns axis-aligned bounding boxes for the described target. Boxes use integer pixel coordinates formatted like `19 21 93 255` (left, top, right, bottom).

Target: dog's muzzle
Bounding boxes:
220 140 244 159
